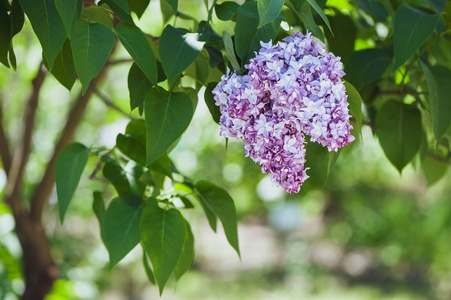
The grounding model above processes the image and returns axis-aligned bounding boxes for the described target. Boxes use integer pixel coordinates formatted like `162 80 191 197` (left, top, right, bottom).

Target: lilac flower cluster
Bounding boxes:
213 32 354 193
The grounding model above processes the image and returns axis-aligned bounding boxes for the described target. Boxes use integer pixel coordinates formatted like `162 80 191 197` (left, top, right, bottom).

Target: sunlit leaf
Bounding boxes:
257 0 284 28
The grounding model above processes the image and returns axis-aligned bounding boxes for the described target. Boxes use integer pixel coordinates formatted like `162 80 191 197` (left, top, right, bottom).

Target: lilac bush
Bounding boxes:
213 32 355 193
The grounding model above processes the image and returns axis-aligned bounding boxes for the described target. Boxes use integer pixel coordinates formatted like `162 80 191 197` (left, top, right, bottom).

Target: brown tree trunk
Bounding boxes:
14 211 58 300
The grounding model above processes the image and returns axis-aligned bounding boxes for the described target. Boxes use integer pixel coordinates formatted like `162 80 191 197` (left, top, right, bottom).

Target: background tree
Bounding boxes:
0 0 450 299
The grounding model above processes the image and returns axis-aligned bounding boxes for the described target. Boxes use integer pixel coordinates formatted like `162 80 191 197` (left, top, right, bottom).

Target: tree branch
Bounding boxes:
5 63 46 215
0 97 11 175
91 87 134 119
30 60 114 220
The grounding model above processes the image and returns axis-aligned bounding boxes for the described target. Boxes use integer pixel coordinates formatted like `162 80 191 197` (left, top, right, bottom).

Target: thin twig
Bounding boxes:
91 87 134 119
427 152 451 165
88 158 109 183
0 97 11 175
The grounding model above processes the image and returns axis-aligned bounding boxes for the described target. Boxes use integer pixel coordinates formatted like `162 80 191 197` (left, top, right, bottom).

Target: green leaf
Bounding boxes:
174 220 195 280
215 1 240 21
223 31 241 71
324 12 356 62
103 159 146 196
81 6 114 28
140 199 186 294
54 0 82 35
128 63 152 112
375 100 423 172
115 23 158 85
305 0 333 35
204 82 221 124
104 195 144 268
102 0 134 24
19 0 67 68
159 25 205 80
422 155 448 186
235 1 285 65
70 19 115 94
44 38 76 90
195 180 240 256
285 0 324 42
343 80 362 134
129 0 151 18
205 46 223 68
420 62 451 143
10 0 24 38
393 4 439 71
142 249 156 284
160 0 175 24
345 49 393 90
145 87 194 165
55 142 90 223
92 191 105 241
166 0 178 12
0 7 11 67
149 154 173 179
257 0 285 28
116 134 146 166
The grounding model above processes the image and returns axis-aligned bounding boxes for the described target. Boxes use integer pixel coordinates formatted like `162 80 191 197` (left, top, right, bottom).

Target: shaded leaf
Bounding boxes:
235 1 285 65
420 62 451 143
215 1 240 21
55 143 90 223
204 82 221 124
129 0 151 18
115 23 158 85
81 6 114 28
345 48 393 90
343 80 362 134
285 0 324 42
70 19 115 94
195 180 240 256
205 46 223 68
174 220 195 280
393 4 439 71
102 0 134 24
159 25 205 80
19 0 66 68
128 62 152 112
44 38 76 90
0 7 11 67
305 0 332 34
104 195 144 268
141 199 186 294
92 191 105 241
422 155 448 186
149 153 173 179
142 249 156 284
103 159 146 196
324 12 356 62
10 0 24 37
145 87 194 164
223 31 240 71
376 100 423 172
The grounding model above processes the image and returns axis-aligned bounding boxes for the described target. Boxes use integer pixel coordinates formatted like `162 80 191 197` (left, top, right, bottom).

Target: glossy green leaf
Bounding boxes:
195 180 240 256
305 0 332 34
141 199 186 294
223 31 241 71
142 249 156 284
285 0 324 42
54 0 82 35
420 62 451 143
19 0 66 68
393 4 439 71
174 221 194 280
204 82 221 124
257 0 285 28
345 49 393 90
115 23 158 85
159 25 205 80
55 143 90 223
81 6 114 28
145 87 194 164
129 0 151 18
104 195 144 268
128 63 152 112
0 7 11 67
235 1 286 65
215 1 240 21
70 19 115 94
376 100 423 172
343 80 362 134
44 38 76 90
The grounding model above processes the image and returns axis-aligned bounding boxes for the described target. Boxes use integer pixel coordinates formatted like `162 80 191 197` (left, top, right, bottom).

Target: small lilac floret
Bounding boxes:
213 32 355 193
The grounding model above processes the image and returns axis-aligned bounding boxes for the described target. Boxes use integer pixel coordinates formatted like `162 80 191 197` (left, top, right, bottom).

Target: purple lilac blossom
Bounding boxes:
213 32 355 193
